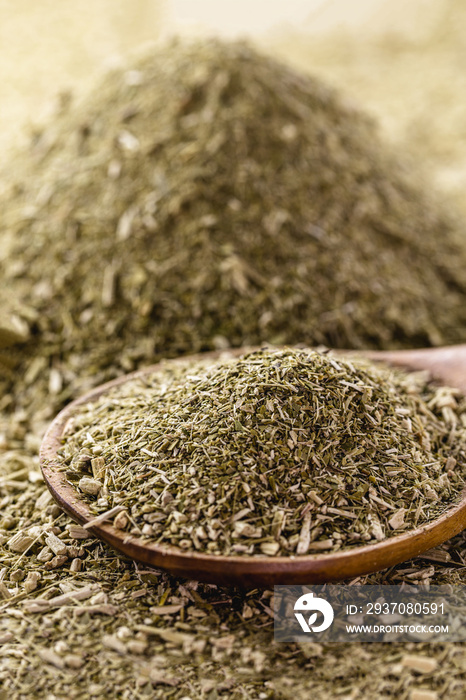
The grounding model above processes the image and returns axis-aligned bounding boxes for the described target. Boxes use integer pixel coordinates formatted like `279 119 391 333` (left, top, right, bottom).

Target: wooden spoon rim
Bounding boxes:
39 347 466 586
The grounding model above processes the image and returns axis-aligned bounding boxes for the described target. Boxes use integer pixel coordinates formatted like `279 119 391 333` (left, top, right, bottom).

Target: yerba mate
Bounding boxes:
2 39 466 405
57 348 466 556
2 37 466 699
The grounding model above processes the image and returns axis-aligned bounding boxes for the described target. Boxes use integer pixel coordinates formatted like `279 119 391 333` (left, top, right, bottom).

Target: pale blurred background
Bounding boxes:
1 0 466 211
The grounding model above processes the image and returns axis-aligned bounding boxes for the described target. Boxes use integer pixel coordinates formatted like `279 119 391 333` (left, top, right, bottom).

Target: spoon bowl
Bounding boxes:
40 345 466 586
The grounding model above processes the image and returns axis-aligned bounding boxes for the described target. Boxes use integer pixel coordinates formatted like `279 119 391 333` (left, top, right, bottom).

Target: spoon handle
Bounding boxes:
363 344 466 394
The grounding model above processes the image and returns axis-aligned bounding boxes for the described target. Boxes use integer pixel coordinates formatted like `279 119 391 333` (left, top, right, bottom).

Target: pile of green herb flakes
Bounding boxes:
57 348 466 556
2 38 466 699
2 38 466 398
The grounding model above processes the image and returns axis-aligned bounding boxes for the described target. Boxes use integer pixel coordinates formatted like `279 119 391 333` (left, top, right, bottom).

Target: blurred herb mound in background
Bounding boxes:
2 38 466 396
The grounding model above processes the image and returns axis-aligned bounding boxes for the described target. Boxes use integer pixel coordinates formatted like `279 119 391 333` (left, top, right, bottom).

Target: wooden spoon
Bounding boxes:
40 345 466 587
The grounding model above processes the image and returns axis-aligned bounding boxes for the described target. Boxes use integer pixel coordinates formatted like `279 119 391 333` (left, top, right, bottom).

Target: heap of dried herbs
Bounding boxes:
2 37 466 699
2 347 466 698
56 348 465 556
2 38 466 402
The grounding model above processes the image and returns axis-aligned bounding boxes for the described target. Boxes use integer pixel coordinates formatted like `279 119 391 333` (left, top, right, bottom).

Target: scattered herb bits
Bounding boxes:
56 348 466 556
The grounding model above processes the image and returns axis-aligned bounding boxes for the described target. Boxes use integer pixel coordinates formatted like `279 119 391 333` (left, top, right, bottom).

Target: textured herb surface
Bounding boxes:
57 348 465 555
2 39 466 399
1 38 466 699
